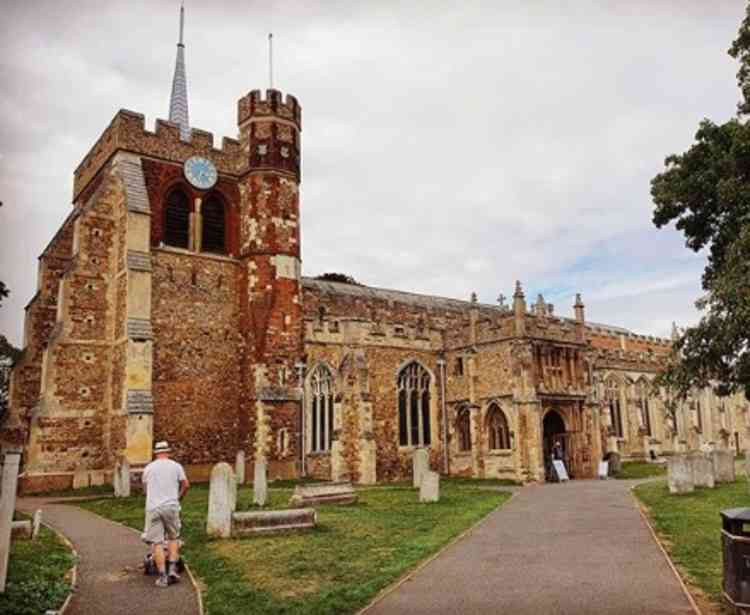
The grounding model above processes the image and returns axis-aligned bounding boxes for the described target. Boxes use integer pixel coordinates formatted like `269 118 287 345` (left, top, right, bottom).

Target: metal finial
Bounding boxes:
269 33 274 89
179 2 185 46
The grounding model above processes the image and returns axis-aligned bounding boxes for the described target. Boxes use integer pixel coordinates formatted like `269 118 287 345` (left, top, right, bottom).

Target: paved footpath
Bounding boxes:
16 497 200 615
367 479 695 615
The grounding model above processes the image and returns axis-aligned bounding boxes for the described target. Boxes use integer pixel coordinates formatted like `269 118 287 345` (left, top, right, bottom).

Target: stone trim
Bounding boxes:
118 158 151 214
127 250 152 272
127 318 153 340
127 390 154 414
257 387 301 402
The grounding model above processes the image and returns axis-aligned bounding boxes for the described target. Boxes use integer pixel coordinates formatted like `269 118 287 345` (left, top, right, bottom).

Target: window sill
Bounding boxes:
153 245 239 263
398 445 431 453
487 450 513 457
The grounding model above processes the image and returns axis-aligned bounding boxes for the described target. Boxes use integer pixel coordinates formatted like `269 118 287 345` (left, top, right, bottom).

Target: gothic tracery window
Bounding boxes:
457 406 471 452
164 188 190 249
606 379 624 438
310 365 334 453
201 193 226 254
487 403 511 450
637 379 652 436
398 362 431 447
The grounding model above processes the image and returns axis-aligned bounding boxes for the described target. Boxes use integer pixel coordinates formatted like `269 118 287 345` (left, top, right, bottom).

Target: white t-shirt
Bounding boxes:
142 458 187 511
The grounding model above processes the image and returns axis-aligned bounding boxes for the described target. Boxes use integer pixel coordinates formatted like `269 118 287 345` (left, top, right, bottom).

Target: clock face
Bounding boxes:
183 156 218 190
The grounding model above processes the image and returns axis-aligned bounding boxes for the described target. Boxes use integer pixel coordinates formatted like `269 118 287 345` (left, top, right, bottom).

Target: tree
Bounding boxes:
0 335 21 420
314 272 363 286
651 4 750 400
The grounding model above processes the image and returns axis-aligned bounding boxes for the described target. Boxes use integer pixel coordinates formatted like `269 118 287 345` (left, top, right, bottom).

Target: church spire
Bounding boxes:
169 3 190 140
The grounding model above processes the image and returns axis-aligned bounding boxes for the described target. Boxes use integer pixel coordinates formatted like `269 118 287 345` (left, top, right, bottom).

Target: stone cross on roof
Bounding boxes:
169 3 190 140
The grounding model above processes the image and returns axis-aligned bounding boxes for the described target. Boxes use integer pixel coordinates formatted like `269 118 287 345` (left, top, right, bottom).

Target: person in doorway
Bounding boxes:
552 439 563 461
142 441 190 588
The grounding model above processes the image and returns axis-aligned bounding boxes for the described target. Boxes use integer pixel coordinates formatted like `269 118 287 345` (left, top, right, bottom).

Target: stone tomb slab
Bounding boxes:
667 455 694 494
689 452 715 488
289 481 357 507
420 471 440 503
232 508 316 536
711 450 735 483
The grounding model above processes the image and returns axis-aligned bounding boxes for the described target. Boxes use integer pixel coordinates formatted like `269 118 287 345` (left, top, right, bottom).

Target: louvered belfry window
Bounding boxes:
164 189 190 248
201 194 225 254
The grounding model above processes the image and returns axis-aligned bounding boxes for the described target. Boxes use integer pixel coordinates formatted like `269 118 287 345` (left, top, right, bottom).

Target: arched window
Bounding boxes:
310 365 334 453
457 406 471 452
487 404 511 450
636 379 652 436
398 362 431 447
164 188 190 249
606 379 624 438
201 194 225 254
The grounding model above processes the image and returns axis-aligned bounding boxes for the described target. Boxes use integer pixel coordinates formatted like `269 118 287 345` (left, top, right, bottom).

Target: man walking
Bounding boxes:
142 441 190 588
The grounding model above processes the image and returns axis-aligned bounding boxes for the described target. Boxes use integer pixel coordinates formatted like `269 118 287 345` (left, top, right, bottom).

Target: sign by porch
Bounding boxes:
598 461 609 479
552 459 569 482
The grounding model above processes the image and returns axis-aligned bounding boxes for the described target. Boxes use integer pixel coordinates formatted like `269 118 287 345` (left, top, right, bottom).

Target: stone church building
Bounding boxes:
3 15 749 491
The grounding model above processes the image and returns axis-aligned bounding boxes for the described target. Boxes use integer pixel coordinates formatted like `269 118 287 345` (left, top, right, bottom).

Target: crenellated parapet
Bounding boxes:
73 110 241 202
237 89 301 180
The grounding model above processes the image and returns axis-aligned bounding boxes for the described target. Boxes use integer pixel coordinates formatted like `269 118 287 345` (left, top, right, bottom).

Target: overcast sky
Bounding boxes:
0 1 745 346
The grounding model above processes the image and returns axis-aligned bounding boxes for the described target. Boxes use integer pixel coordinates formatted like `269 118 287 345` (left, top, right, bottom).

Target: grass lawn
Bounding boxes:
0 519 76 615
79 481 510 615
614 461 667 480
634 478 750 610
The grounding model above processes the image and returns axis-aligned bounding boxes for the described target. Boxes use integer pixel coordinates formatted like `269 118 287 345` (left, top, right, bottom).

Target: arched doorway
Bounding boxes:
543 410 567 481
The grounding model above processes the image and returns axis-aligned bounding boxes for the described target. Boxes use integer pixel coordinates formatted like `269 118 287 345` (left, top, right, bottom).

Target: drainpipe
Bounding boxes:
295 362 306 476
437 358 449 475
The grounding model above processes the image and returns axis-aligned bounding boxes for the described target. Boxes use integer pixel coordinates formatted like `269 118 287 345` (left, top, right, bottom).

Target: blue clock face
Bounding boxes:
184 156 218 190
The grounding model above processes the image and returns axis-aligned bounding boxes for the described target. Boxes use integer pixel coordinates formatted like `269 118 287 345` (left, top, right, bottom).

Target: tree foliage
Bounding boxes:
314 272 363 286
652 4 750 400
0 334 21 420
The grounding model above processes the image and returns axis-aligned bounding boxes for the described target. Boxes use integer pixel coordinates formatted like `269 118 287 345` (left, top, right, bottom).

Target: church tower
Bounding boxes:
236 89 303 474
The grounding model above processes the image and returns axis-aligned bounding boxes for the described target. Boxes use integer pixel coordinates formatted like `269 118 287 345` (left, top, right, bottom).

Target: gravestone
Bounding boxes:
413 448 429 488
711 450 735 483
32 509 42 540
289 482 357 507
236 450 246 485
253 459 267 507
667 455 694 494
207 462 237 538
72 470 90 490
607 452 622 476
689 452 715 488
0 451 22 591
114 458 131 498
89 470 105 487
419 471 440 503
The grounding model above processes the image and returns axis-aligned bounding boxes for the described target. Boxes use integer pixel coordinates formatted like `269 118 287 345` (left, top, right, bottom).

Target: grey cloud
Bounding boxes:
0 0 744 345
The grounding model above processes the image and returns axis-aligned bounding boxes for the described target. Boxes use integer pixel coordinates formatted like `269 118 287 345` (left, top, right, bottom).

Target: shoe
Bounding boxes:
168 562 181 582
155 575 169 588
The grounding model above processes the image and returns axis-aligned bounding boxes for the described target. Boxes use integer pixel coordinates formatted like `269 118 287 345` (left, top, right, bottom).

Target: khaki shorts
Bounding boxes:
144 504 181 544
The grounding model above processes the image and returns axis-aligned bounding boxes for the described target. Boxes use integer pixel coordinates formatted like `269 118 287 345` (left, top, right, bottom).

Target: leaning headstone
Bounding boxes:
667 455 694 494
413 448 429 488
420 471 440 503
712 450 736 483
32 509 42 540
689 452 715 488
114 458 131 498
0 451 22 591
235 450 246 485
253 460 267 507
207 462 237 538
